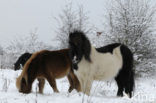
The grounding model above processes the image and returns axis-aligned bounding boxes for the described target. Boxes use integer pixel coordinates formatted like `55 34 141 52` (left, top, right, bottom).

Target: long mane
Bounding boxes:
69 30 91 62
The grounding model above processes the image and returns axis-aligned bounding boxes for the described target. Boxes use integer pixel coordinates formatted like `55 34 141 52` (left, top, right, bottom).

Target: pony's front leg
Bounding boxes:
37 78 45 94
79 76 93 96
83 79 93 96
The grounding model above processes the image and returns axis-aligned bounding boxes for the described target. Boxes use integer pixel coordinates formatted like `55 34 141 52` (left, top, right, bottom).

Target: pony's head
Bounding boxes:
14 56 23 70
69 30 91 65
14 53 32 70
14 63 21 71
16 74 31 93
16 52 38 93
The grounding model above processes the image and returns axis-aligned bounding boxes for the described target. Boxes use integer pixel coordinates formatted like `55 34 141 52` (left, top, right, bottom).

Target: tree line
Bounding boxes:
0 0 155 74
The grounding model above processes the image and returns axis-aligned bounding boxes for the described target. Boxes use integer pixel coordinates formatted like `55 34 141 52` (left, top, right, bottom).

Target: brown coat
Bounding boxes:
16 49 80 94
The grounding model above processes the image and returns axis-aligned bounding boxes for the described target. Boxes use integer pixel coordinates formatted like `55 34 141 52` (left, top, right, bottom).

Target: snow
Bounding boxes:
0 69 155 103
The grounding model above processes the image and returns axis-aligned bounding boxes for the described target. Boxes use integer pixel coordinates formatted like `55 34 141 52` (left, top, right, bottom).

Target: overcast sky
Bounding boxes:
0 0 106 47
0 0 155 47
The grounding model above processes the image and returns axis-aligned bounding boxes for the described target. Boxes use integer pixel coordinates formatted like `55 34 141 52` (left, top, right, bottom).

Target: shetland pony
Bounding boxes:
14 52 45 93
16 49 80 94
14 52 32 70
68 31 134 98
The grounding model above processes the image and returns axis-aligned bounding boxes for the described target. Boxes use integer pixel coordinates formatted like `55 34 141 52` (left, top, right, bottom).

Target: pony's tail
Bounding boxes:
120 44 134 98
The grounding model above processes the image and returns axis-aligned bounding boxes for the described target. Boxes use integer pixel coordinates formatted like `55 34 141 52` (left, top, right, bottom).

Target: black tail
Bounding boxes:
115 44 134 98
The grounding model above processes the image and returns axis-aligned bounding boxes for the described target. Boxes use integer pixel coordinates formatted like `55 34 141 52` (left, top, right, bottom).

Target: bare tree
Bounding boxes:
76 5 91 33
0 45 4 69
6 37 25 54
26 28 46 52
55 2 92 48
103 0 156 66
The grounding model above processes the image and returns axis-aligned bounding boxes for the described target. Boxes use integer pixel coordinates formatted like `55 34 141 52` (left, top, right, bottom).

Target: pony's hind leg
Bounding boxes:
116 70 134 98
115 76 124 97
46 75 59 93
119 44 134 98
67 75 74 93
37 78 45 94
124 70 134 98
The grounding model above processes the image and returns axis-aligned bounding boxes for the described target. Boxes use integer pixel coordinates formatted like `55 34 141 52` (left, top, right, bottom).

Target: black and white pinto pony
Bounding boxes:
69 31 134 98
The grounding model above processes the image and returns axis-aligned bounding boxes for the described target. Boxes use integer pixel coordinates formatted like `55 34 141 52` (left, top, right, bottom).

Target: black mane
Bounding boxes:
96 43 121 54
69 30 91 63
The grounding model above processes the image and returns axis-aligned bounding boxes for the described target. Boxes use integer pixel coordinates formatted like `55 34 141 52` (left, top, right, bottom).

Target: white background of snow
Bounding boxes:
0 69 155 103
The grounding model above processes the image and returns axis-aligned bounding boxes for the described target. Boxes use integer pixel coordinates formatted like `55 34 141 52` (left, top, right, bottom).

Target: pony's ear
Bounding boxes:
83 38 91 62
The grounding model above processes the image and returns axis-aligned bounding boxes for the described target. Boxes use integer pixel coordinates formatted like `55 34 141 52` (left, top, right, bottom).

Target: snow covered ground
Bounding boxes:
0 69 155 103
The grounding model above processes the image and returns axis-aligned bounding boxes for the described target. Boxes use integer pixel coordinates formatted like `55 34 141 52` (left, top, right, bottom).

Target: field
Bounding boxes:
0 69 155 103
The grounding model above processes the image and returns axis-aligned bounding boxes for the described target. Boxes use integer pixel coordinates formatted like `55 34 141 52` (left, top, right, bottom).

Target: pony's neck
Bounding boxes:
90 46 98 61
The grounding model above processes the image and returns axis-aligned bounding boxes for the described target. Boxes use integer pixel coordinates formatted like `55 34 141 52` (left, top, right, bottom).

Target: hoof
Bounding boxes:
68 86 74 93
117 92 123 97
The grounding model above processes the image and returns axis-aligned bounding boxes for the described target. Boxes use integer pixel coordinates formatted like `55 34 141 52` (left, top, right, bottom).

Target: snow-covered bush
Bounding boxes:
102 0 156 73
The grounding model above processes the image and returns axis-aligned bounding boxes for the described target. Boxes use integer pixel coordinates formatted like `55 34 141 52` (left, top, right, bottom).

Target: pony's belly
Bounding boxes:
93 66 121 80
54 67 70 79
93 59 122 80
93 47 123 80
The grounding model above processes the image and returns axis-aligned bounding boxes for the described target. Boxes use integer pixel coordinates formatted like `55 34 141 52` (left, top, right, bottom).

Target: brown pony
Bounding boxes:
16 49 81 94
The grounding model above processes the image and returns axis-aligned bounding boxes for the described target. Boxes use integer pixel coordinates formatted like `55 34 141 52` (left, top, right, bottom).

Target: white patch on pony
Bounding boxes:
72 55 78 64
20 64 23 69
123 92 130 98
75 46 123 95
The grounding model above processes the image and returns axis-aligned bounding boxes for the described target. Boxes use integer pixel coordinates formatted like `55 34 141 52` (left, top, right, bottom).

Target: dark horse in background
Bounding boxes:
14 52 32 71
